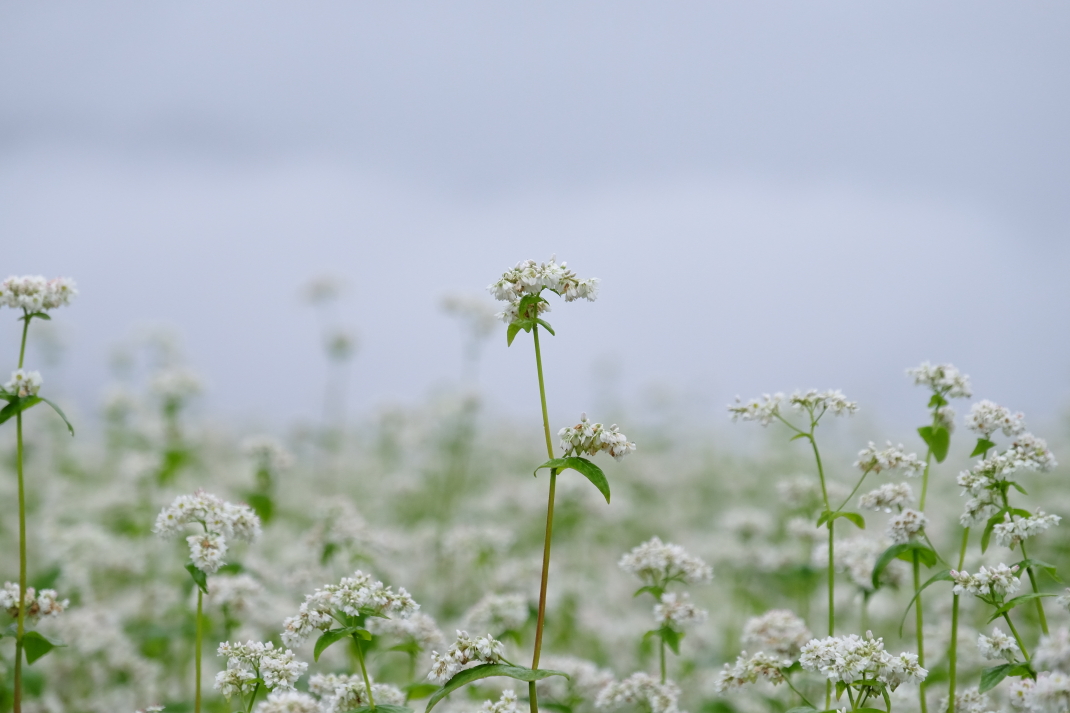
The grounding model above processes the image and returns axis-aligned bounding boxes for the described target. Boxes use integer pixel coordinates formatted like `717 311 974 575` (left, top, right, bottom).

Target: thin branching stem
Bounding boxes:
1018 541 1050 635
1002 612 1030 661
195 588 203 713
947 527 969 712
355 635 377 709
530 325 557 713
13 313 31 713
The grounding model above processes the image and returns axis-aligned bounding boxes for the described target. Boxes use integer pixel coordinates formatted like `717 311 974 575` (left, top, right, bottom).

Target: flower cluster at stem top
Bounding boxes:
153 490 261 574
0 275 77 311
559 413 636 461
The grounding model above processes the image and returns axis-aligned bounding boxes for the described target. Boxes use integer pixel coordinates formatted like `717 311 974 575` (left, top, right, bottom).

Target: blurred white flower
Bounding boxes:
966 400 1026 439
741 609 811 658
854 442 923 476
619 537 712 586
0 275 78 311
907 362 972 399
859 483 914 512
886 509 927 544
4 369 42 398
977 628 1020 661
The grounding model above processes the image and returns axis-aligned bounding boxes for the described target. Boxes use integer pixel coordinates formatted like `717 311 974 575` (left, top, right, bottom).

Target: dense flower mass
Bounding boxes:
886 508 928 544
0 275 77 311
427 630 506 684
619 537 713 586
0 582 68 621
320 676 405 713
859 482 914 512
907 362 972 398
254 690 323 713
950 564 1021 598
462 593 528 635
977 628 1020 661
727 393 784 426
992 510 1062 549
966 400 1026 439
854 442 923 476
487 257 598 323
713 651 790 691
215 641 307 698
799 634 927 690
653 592 707 631
558 413 636 461
596 672 683 713
741 609 812 658
1009 671 1070 712
153 490 261 574
3 369 42 398
282 570 419 647
815 535 904 590
480 689 521 713
1035 627 1070 673
788 389 858 417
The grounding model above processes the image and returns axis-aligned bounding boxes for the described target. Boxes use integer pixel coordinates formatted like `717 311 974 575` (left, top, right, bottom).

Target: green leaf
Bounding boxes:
1008 481 1029 496
971 438 997 457
981 510 1009 554
918 425 950 463
314 628 352 661
535 319 555 336
426 664 568 713
506 322 523 346
979 664 1013 693
660 627 681 655
345 706 414 713
928 393 948 408
22 630 65 665
633 585 665 599
185 563 208 594
789 432 810 442
535 457 610 504
840 512 865 529
404 683 440 701
39 397 74 435
23 311 51 322
987 593 1057 623
1016 559 1062 583
898 570 952 636
0 396 42 426
872 543 936 590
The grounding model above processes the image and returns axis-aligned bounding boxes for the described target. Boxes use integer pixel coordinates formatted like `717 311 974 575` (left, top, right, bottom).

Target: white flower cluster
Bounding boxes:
367 611 446 652
0 275 77 311
654 592 707 631
254 690 323 713
789 389 859 417
713 651 790 691
966 400 1026 439
205 573 263 615
619 537 713 586
214 641 307 698
318 675 405 713
940 688 996 713
799 633 928 690
242 436 294 472
151 368 203 403
728 393 783 426
558 413 636 461
993 510 1062 549
282 570 419 648
1006 433 1059 472
153 491 261 574
487 257 599 323
741 609 812 658
977 628 1020 662
0 582 68 621
1009 672 1070 712
950 564 1021 598
479 689 520 713
462 593 529 635
1035 627 1070 673
886 508 928 544
3 369 43 398
854 442 924 476
595 672 683 713
427 630 506 684
535 656 614 703
907 362 972 398
859 483 914 512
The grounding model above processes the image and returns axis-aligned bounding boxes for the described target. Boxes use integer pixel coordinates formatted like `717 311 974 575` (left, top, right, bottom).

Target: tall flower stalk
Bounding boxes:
0 276 77 713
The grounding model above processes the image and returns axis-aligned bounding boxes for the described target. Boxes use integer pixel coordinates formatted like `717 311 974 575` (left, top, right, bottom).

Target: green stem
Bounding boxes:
914 553 927 713
947 528 969 713
659 638 666 684
355 634 377 709
780 671 815 709
826 518 834 710
530 325 556 713
246 682 261 713
846 684 857 710
18 311 30 368
1018 541 1049 635
919 448 933 511
13 412 26 713
196 588 203 713
1002 612 1030 661
835 467 875 513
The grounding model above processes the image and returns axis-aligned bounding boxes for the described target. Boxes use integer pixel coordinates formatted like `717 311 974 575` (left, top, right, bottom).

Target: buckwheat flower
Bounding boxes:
789 389 858 417
1007 676 1035 710
0 582 68 621
727 393 783 426
713 651 790 691
480 689 520 713
966 400 1027 439
187 532 227 574
816 535 904 590
619 537 713 586
254 691 323 713
427 630 506 684
1035 628 1070 673
215 641 307 698
324 679 405 713
3 369 43 398
938 688 994 713
936 405 957 433
151 368 202 402
654 592 707 631
596 672 683 713
960 491 1001 528
978 628 1020 661
242 435 294 473
462 593 529 635
486 257 598 321
1006 433 1058 472
1011 671 1070 712
0 275 78 311
799 634 927 690
205 573 262 616
950 564 1021 598
859 483 914 512
854 442 924 476
886 509 927 544
282 571 419 647
1058 589 1070 613
309 673 359 698
558 413 636 461
993 510 1062 549
154 491 261 574
535 656 614 703
366 612 446 652
907 362 972 399
742 610 811 658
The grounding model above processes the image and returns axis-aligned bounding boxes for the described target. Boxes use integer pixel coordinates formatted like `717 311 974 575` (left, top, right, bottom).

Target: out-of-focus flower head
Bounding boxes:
0 275 78 311
3 369 42 398
907 362 972 399
619 537 713 587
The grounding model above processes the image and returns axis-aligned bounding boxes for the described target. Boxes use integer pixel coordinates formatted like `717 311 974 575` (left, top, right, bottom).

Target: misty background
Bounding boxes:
2 2 1069 435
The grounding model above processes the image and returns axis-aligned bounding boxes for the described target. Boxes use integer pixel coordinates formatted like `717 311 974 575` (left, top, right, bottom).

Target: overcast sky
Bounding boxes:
2 2 1069 434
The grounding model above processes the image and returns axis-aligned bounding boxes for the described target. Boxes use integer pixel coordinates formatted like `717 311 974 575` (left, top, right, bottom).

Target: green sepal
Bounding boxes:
971 438 997 457
918 425 950 463
425 663 568 712
535 457 610 504
22 630 65 665
872 543 937 591
185 563 209 594
986 593 1057 623
1015 559 1062 583
897 569 952 636
816 510 865 530
404 683 440 701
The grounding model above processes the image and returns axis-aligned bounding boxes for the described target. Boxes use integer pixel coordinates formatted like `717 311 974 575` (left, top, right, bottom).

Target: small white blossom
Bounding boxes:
323 678 405 713
1009 671 1070 712
951 564 1021 598
462 594 529 635
558 413 636 461
282 571 419 648
487 257 598 323
854 442 924 476
728 393 784 426
254 690 323 713
960 491 1002 528
1058 589 1070 613
1036 628 1070 673
187 533 228 574
907 362 972 399
536 656 614 703
0 275 78 311
789 389 858 417
0 582 68 621
619 537 713 586
427 630 506 684
215 641 307 698
654 592 707 631
155 491 261 574
966 400 1026 439
859 483 914 512
3 369 43 398
799 633 927 690
596 672 683 713
993 510 1062 549
886 509 928 544
713 651 790 691
978 628 1020 661
479 689 520 713
741 610 811 658
1007 433 1058 472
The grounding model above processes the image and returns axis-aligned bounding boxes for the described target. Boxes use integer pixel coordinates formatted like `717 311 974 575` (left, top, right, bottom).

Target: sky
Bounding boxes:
1 2 1069 434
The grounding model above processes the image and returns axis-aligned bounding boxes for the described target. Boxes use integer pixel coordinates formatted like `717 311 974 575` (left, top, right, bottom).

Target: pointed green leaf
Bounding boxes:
917 425 950 463
789 432 810 442
1015 559 1062 583
633 585 665 599
39 397 74 435
314 628 352 661
839 512 865 530
1008 481 1029 495
0 396 42 426
971 438 997 457
979 664 1013 693
981 510 1009 554
986 593 1057 623
872 543 935 590
928 393 949 408
898 569 952 635
22 630 65 665
185 563 209 594
535 457 610 504
425 664 568 712
659 627 681 655
535 319 555 336
506 322 523 346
